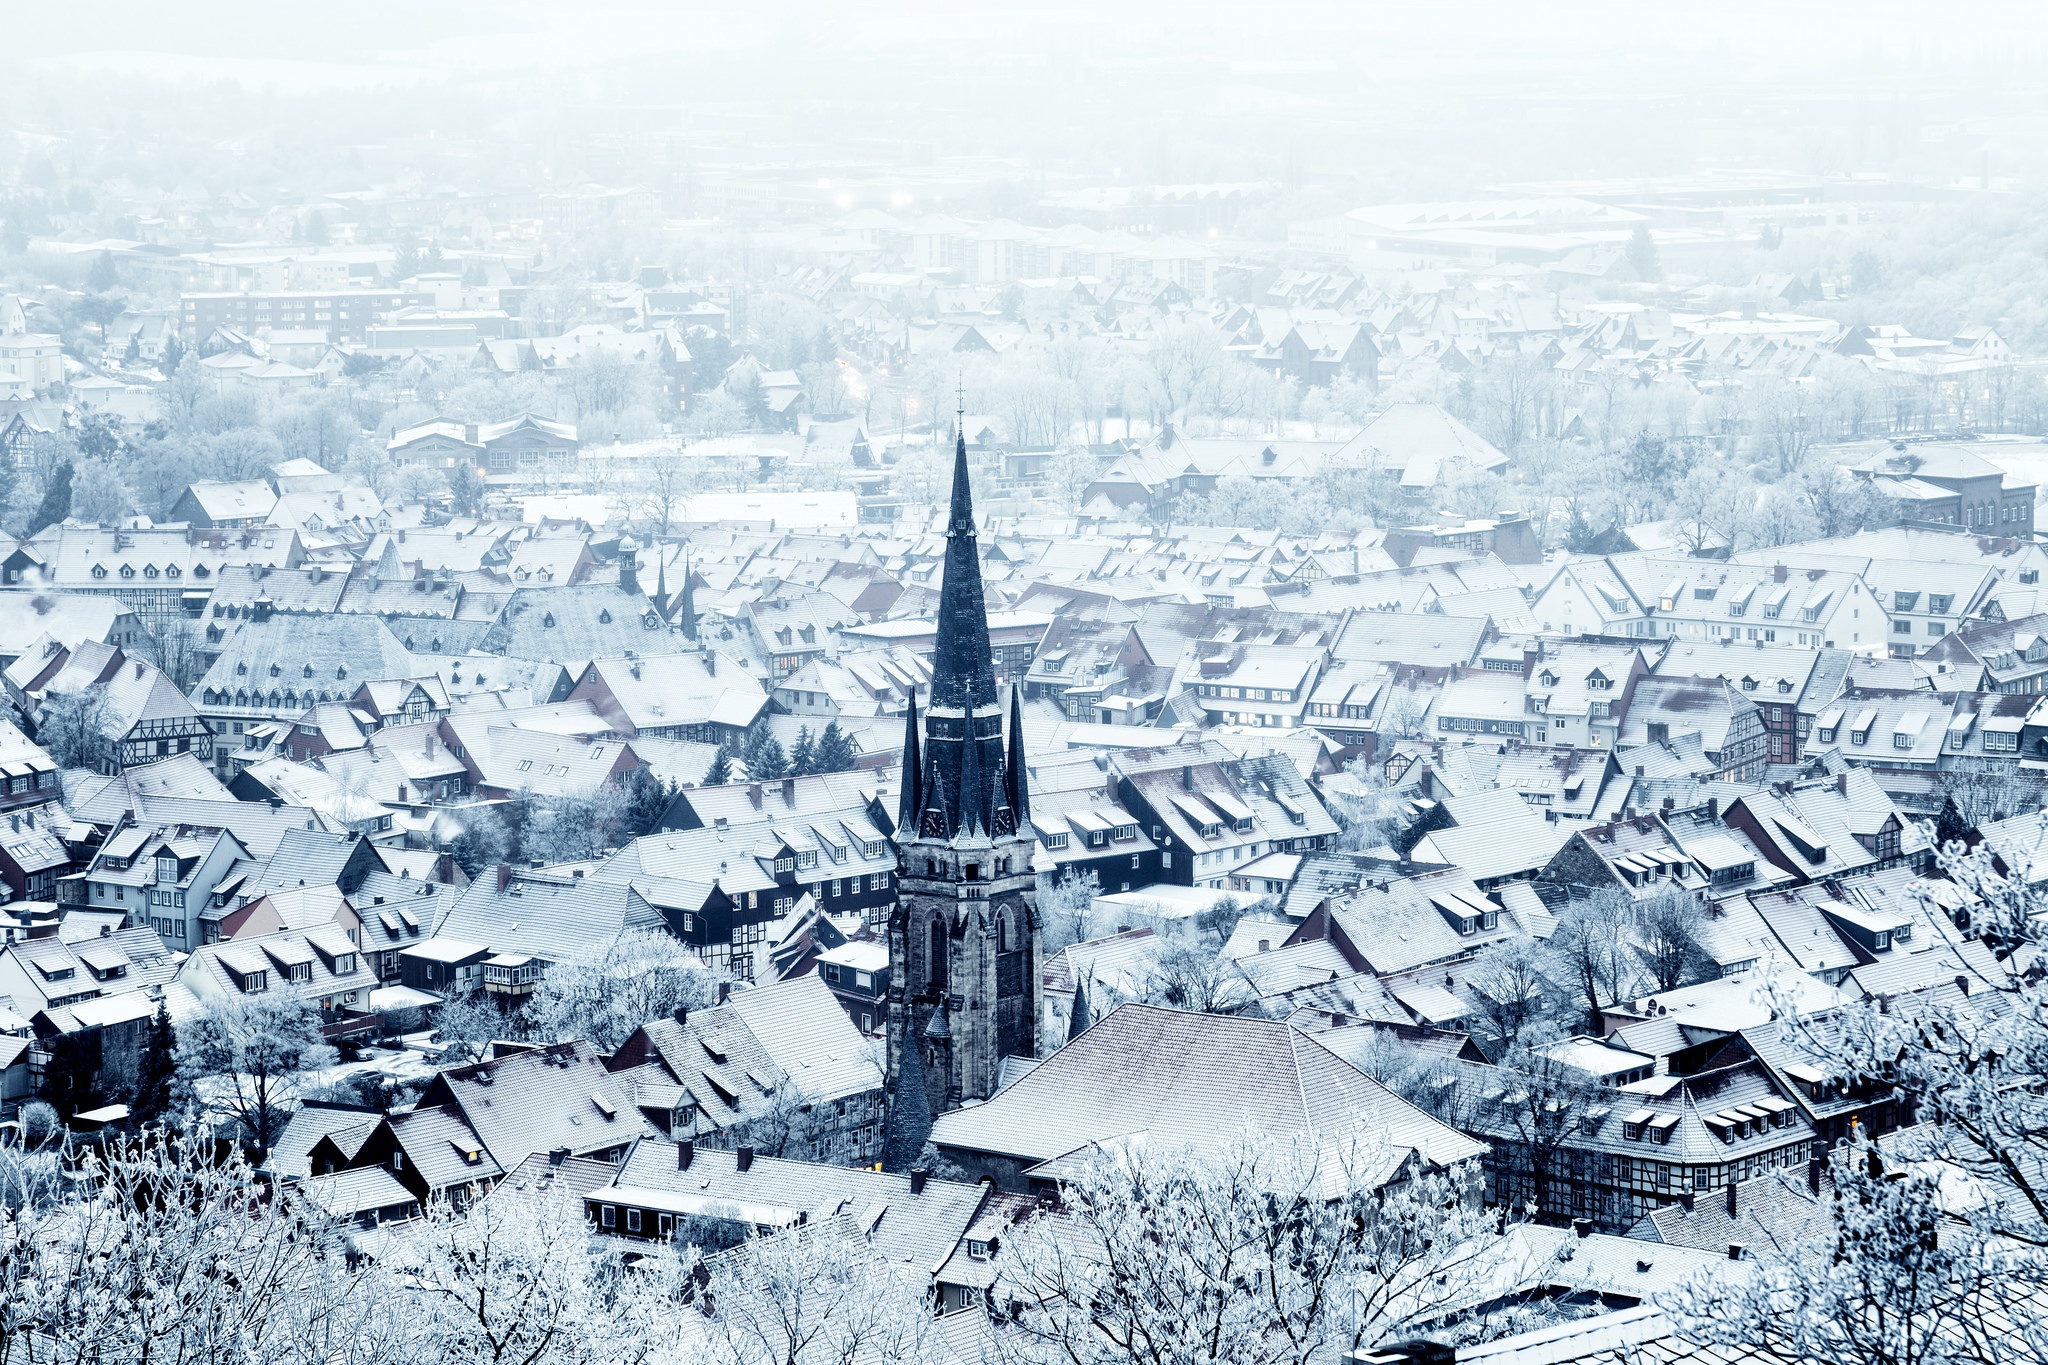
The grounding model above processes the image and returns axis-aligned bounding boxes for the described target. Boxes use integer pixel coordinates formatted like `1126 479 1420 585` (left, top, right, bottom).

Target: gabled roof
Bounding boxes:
928 1003 1483 1172
419 1040 649 1171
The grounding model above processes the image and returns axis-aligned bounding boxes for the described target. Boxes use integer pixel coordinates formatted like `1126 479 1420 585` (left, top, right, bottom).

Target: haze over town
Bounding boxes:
0 5 2042 1365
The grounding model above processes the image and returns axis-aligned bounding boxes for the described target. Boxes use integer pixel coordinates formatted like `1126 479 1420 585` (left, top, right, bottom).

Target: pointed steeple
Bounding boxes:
1006 684 1031 833
929 423 999 712
896 692 922 834
653 545 669 618
957 695 988 837
677 546 699 642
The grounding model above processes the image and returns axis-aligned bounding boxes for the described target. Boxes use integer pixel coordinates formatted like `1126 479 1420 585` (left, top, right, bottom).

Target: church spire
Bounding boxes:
1006 684 1031 833
896 692 922 834
677 545 698 642
929 408 998 712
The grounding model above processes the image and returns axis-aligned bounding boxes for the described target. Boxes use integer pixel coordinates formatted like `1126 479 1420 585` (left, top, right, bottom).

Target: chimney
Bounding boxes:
748 783 763 810
1809 1155 1824 1193
1647 721 1669 746
717 981 730 1005
735 1145 754 1172
496 863 512 892
1773 563 1788 583
1181 764 1195 791
705 653 716 676
677 1139 695 1169
909 1167 929 1194
1955 973 1971 997
1571 1218 1592 1239
782 777 796 806
1661 796 1675 812
1836 773 1848 795
1706 796 1718 819
1679 1193 1694 1212
426 732 436 757
672 1004 689 1028
1726 1183 1738 1218
548 1146 568 1166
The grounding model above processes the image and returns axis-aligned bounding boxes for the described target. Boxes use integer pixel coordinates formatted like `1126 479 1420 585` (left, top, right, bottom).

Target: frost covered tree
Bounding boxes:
1664 837 2048 1365
1134 939 1259 1016
688 1220 946 1365
178 990 336 1155
527 927 721 1052
1035 867 1100 954
34 685 117 772
989 1132 1505 1365
0 1130 431 1365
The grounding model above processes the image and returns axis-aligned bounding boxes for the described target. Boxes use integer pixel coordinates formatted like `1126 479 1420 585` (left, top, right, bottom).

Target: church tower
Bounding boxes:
885 423 1039 1129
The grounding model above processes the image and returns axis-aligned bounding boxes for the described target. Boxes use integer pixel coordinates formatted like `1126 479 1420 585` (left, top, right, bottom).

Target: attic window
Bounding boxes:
302 663 313 678
543 613 556 628
270 663 281 678
599 609 612 624
336 665 347 679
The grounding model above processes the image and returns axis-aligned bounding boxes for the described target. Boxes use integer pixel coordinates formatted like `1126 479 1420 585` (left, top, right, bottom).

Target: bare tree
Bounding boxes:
989 1131 1506 1365
692 1219 946 1365
34 684 118 771
1035 867 1101 955
527 927 721 1053
178 990 337 1155
1543 890 1639 1033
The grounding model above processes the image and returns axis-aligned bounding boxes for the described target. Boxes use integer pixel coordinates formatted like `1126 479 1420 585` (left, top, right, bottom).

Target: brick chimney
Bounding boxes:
909 1167 929 1194
735 1145 754 1172
1773 563 1788 583
782 777 796 806
1836 773 1848 795
677 1139 694 1169
496 863 512 891
1726 1182 1738 1218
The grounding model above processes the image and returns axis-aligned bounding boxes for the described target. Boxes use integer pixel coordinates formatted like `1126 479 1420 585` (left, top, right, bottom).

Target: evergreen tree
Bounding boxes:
741 728 787 781
788 725 816 777
814 720 857 774
446 459 484 516
132 999 176 1128
1626 223 1662 281
158 333 183 376
85 250 118 293
32 461 72 533
704 743 735 786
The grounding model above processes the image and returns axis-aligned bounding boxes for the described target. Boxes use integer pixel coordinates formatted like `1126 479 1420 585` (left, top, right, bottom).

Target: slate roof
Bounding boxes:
420 1039 650 1171
476 584 666 663
593 1137 987 1273
927 1002 1484 1172
613 974 882 1137
433 871 662 961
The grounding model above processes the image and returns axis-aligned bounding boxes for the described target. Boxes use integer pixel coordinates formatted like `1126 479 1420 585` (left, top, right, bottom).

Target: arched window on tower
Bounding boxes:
999 908 1015 953
928 917 948 987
